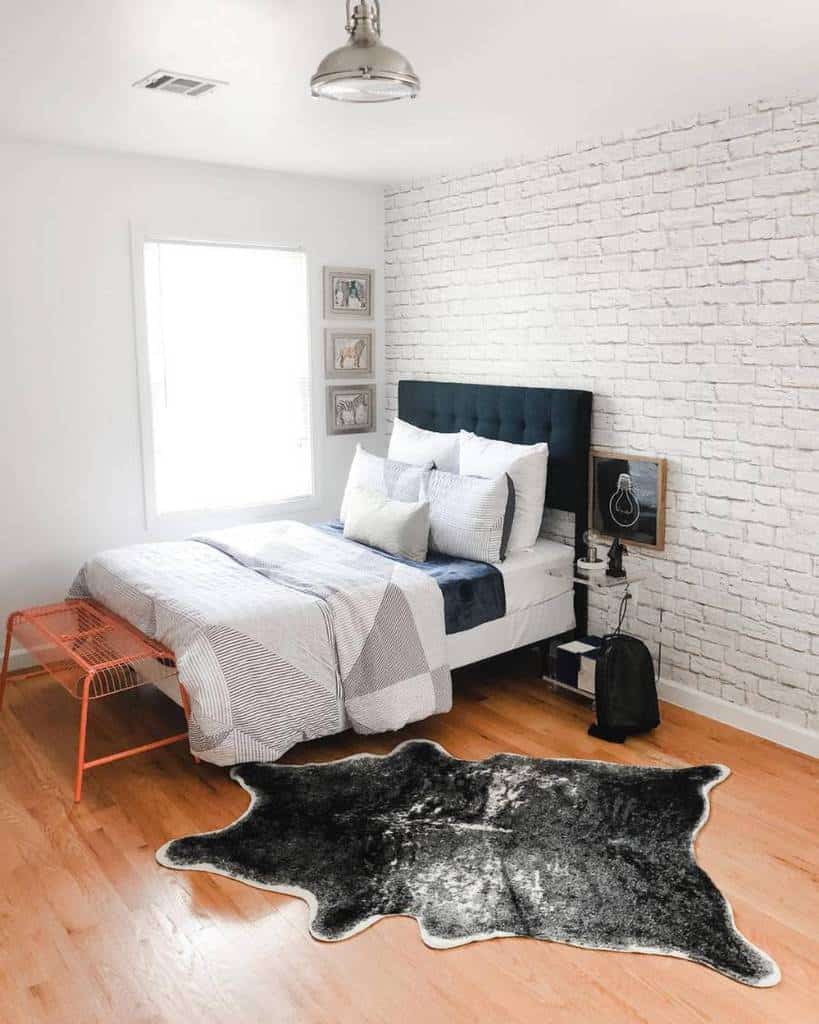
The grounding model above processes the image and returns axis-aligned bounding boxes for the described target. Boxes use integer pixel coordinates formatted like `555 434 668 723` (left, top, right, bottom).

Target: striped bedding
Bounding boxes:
317 522 506 634
69 521 452 766
420 469 514 563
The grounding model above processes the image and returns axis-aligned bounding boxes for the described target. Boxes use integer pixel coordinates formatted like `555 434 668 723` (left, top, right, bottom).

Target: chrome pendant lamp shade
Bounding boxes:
311 0 420 103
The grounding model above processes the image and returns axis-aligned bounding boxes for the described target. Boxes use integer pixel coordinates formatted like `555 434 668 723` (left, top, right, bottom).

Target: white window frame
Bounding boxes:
131 226 320 534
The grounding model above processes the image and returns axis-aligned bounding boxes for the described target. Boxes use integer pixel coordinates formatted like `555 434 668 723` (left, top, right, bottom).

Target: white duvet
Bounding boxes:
70 521 452 765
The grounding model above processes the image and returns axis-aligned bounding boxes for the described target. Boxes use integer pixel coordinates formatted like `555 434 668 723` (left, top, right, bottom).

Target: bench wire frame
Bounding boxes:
1 599 196 801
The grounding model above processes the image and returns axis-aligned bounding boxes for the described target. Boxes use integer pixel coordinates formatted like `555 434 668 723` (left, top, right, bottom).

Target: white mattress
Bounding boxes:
447 537 576 670
151 536 577 701
447 591 576 669
495 537 575 613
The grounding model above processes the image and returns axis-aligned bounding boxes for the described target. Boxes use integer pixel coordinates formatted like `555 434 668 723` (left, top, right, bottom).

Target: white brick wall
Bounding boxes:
384 95 819 735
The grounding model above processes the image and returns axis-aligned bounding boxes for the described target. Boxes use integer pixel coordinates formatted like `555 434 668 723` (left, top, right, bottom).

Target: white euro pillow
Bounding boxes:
340 445 431 523
459 431 549 553
343 487 430 563
420 469 515 563
388 417 460 474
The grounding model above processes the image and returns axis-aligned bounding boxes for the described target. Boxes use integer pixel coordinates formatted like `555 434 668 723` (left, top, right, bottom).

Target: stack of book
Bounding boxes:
553 636 602 695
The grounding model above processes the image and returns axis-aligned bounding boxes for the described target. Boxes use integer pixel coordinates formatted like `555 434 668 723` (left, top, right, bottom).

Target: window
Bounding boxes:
139 240 313 520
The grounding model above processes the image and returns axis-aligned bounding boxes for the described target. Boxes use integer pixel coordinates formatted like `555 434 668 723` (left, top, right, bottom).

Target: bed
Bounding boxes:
397 379 592 636
71 380 592 765
447 537 577 668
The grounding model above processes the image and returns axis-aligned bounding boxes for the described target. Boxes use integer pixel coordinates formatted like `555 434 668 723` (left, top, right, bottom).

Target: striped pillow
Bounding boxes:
420 469 515 563
340 445 431 523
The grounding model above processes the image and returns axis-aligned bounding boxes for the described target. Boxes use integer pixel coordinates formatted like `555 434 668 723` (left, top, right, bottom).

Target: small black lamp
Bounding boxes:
606 537 627 578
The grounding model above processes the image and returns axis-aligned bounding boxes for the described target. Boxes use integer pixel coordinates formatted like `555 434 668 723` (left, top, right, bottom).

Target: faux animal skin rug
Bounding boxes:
157 740 779 987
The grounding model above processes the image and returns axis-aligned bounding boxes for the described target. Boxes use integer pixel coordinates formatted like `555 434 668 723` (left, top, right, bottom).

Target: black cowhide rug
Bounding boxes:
157 739 779 987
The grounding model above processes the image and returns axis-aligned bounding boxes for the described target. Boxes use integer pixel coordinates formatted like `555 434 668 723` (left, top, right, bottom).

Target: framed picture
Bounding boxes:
327 384 376 435
324 328 374 378
323 267 373 319
589 450 667 551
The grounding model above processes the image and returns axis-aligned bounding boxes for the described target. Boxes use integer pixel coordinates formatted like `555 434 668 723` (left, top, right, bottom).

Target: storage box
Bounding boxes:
554 636 602 693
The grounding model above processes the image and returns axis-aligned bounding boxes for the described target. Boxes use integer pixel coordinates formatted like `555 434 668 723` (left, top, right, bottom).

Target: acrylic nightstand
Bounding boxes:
541 572 655 701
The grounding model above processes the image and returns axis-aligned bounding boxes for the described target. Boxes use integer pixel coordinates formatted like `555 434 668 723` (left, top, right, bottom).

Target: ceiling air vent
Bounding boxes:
133 70 226 97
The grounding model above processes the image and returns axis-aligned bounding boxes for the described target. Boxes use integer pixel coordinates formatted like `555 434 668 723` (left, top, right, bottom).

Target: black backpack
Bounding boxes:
588 633 660 743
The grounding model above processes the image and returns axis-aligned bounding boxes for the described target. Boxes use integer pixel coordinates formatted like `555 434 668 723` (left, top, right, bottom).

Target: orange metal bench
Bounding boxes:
1 599 194 801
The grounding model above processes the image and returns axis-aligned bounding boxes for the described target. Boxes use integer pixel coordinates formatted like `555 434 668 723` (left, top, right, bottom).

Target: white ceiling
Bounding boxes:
2 0 819 184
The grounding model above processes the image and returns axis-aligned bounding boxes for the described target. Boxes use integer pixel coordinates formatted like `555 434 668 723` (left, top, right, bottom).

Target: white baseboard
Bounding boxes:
5 646 816 758
658 678 818 759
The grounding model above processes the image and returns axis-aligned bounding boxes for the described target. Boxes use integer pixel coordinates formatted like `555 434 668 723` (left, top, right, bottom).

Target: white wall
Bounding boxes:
385 95 819 752
0 140 383 659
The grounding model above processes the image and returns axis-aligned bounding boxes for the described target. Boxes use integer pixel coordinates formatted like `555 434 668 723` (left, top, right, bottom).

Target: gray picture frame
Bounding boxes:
326 383 376 435
323 266 374 319
324 328 375 379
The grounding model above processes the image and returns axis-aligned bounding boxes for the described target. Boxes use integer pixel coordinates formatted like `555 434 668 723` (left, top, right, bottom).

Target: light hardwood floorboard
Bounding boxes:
0 650 816 1024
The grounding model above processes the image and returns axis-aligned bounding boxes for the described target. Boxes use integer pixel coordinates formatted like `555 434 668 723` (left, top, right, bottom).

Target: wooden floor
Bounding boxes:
1 650 817 1024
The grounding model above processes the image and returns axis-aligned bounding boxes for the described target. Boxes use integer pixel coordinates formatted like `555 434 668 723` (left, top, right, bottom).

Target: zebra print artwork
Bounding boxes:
336 392 368 427
325 329 374 378
322 267 374 320
337 339 366 369
327 385 376 435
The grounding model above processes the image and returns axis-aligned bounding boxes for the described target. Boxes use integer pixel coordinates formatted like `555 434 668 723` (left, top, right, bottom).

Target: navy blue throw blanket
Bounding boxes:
316 523 505 636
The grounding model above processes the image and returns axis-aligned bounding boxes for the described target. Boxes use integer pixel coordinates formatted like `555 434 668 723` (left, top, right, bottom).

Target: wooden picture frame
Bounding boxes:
324 328 374 379
326 384 376 436
589 449 667 552
323 267 374 319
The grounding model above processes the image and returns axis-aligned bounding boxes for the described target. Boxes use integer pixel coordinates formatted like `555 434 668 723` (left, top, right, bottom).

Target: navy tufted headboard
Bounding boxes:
398 379 593 632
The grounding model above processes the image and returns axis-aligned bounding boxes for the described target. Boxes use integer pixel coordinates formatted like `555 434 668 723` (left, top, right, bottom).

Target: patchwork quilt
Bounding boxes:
70 521 452 765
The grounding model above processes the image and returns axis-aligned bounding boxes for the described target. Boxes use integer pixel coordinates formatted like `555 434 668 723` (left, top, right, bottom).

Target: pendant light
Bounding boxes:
311 0 420 103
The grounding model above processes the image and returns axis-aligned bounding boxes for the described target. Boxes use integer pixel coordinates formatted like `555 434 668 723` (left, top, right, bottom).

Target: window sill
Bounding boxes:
145 494 321 539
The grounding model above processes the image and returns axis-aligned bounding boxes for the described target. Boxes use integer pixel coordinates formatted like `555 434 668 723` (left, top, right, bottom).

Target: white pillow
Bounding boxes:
420 469 514 563
343 487 430 562
459 431 549 553
340 445 431 523
388 417 460 474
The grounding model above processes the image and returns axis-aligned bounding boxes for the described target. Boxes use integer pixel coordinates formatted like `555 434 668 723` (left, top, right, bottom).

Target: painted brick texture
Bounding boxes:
384 96 819 733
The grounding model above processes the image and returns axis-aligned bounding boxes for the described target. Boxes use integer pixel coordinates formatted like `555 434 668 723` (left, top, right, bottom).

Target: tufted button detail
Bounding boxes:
398 378 591 532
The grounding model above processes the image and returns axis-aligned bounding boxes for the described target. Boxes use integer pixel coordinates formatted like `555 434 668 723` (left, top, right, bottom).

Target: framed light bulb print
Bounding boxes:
589 450 667 551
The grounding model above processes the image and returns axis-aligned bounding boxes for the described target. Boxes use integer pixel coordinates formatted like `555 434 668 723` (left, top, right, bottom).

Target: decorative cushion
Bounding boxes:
459 431 549 552
420 470 515 563
340 446 431 523
342 487 430 563
387 417 460 474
